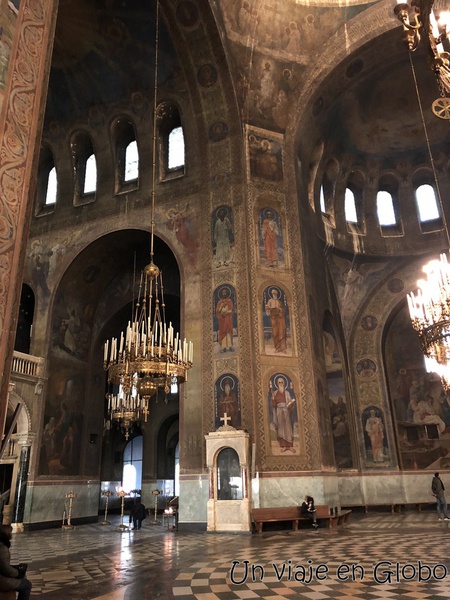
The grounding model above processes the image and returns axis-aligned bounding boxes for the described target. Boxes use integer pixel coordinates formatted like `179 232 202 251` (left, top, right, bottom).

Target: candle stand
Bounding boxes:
100 490 113 525
150 489 161 524
62 491 77 530
116 487 130 532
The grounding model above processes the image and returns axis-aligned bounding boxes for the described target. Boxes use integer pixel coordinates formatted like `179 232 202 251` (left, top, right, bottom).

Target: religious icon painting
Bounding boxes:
211 205 234 269
360 314 378 331
362 406 389 465
214 373 241 429
327 376 354 470
262 285 291 356
248 133 283 181
267 373 299 456
258 207 284 268
356 358 377 379
213 284 238 355
176 0 199 28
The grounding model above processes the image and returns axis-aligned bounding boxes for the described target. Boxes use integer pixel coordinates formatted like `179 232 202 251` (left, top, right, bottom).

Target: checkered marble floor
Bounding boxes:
9 511 450 599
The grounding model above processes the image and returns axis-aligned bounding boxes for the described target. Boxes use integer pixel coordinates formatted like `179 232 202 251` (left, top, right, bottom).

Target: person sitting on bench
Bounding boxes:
301 495 318 528
0 524 31 600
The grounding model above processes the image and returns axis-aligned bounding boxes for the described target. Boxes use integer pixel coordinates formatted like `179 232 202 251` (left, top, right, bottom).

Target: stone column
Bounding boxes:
12 434 34 533
242 465 248 499
209 467 214 499
0 0 60 436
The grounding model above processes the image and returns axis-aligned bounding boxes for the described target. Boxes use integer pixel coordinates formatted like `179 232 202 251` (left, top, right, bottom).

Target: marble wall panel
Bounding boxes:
24 482 100 524
178 477 208 523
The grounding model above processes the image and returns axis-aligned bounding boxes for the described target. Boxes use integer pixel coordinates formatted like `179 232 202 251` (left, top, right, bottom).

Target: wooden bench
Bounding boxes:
251 505 351 533
342 503 403 514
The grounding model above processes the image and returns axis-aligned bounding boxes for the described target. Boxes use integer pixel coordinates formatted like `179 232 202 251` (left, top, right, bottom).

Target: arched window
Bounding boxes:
159 103 185 180
415 184 440 222
377 191 397 226
344 188 357 223
71 131 96 205
111 117 139 193
122 435 143 492
83 153 97 194
124 140 139 182
168 126 185 170
319 185 326 213
35 145 57 214
14 284 35 354
45 167 57 205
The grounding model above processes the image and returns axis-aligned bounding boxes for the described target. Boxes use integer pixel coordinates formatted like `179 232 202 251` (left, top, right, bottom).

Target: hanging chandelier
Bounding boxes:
394 0 450 119
408 253 450 390
103 0 193 439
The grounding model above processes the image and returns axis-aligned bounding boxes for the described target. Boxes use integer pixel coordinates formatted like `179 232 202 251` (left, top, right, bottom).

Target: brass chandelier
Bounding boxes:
103 0 193 438
408 254 450 390
394 0 450 119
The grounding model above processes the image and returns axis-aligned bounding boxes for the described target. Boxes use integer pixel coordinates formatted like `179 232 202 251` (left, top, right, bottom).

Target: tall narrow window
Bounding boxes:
71 131 97 205
319 186 326 213
377 191 397 226
159 104 185 180
83 154 97 194
344 188 357 223
45 167 57 205
168 126 185 170
124 140 139 181
112 117 139 193
122 435 143 492
416 184 440 222
36 145 57 214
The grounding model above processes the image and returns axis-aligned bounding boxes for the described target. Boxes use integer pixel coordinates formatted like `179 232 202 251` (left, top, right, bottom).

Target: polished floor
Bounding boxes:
9 509 450 599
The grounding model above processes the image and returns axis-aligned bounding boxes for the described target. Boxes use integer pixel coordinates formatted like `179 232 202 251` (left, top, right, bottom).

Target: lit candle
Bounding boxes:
104 340 109 362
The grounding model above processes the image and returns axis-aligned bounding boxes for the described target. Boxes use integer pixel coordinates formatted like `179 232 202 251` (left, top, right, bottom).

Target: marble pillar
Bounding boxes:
12 436 33 532
0 0 60 434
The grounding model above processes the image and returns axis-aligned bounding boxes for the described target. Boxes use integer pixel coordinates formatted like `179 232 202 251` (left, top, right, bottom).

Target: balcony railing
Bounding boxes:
11 351 45 379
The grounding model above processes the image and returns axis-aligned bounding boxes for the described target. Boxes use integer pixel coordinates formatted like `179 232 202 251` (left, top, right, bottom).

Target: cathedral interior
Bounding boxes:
4 0 450 570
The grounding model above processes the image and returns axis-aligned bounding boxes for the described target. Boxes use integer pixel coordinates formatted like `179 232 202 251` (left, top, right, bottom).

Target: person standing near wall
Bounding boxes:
431 472 449 521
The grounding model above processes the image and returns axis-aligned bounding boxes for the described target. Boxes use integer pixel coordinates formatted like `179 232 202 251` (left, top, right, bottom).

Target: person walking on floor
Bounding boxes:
431 472 449 521
0 524 32 600
301 495 318 529
129 498 147 530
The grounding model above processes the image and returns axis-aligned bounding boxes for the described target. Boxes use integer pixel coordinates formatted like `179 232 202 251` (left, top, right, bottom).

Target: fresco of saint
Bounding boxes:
259 207 283 267
268 373 298 455
262 285 290 355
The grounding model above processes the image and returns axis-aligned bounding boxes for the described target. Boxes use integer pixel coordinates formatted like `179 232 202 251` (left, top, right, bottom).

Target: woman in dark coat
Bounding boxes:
129 499 146 530
301 495 318 528
0 524 32 599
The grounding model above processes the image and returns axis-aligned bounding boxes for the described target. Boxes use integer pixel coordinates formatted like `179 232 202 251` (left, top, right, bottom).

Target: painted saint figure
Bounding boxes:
270 376 296 452
213 207 233 267
260 209 280 267
216 376 240 428
265 287 287 352
216 287 235 352
365 409 385 462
